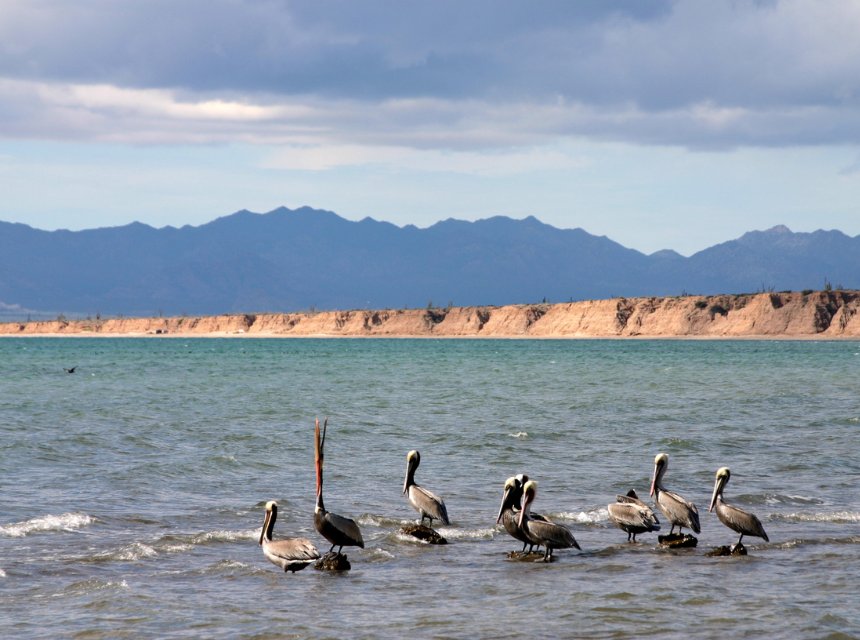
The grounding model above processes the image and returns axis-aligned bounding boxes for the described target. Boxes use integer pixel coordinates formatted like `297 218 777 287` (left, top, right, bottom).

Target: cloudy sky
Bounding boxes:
1 0 858 254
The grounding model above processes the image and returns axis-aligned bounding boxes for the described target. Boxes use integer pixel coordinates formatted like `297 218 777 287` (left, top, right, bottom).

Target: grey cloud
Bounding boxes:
0 0 858 149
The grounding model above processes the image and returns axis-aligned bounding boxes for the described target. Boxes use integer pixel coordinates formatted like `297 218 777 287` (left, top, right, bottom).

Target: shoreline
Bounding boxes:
2 290 859 340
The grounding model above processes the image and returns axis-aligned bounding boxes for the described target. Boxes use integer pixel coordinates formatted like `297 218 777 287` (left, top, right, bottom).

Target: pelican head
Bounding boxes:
708 466 731 512
650 452 669 497
496 476 518 523
517 480 538 528
260 500 278 545
403 449 421 494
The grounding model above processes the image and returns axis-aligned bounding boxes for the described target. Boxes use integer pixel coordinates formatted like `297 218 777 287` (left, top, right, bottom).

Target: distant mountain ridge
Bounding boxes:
0 206 857 318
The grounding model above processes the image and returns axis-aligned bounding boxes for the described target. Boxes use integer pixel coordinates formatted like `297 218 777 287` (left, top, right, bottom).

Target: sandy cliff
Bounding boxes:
2 290 859 338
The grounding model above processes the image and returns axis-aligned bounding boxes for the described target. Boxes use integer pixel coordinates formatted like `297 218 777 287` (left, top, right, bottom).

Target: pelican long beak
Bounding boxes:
517 492 531 528
649 465 657 497
496 487 512 524
259 509 271 545
314 418 323 496
708 477 723 512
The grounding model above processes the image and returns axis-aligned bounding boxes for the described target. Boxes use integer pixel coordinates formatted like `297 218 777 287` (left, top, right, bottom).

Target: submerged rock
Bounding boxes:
658 533 698 548
506 550 547 562
706 543 748 557
400 523 447 544
314 552 351 571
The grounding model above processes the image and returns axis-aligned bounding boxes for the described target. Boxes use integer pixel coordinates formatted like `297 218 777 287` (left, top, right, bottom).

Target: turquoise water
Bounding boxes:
1 338 858 639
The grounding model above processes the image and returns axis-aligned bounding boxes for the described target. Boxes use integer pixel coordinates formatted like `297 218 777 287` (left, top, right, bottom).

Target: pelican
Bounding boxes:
259 500 320 572
403 450 450 527
313 418 364 555
518 480 580 561
607 489 661 542
709 467 769 550
496 474 550 553
650 453 701 536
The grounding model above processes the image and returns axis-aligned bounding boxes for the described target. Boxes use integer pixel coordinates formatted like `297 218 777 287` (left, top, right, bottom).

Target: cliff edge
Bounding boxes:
2 290 859 338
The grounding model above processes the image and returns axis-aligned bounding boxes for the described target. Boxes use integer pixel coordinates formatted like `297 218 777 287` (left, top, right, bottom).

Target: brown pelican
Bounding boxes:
650 453 701 535
518 480 580 561
709 467 769 550
313 418 364 554
496 475 550 553
403 450 450 527
607 489 661 542
259 500 320 572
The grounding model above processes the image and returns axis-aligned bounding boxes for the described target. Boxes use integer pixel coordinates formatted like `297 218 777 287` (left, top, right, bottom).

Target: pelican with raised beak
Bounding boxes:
709 467 769 550
650 453 701 536
313 418 364 555
607 489 661 542
518 480 580 561
259 500 320 572
403 450 450 527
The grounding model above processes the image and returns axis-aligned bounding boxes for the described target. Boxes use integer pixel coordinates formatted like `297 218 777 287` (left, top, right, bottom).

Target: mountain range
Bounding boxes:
1 206 858 319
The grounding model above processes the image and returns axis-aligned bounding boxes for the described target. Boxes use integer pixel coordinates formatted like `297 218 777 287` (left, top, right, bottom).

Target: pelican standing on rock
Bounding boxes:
496 474 550 553
709 467 769 550
403 450 450 527
650 453 701 536
607 489 661 542
259 501 320 572
518 480 580 561
313 418 364 555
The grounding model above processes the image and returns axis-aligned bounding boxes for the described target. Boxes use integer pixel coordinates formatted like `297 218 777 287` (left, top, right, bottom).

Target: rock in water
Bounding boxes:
400 523 447 544
314 552 351 571
706 543 748 557
658 533 698 548
507 550 550 562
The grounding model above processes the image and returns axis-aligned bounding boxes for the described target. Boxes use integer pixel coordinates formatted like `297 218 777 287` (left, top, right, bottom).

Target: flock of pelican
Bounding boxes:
259 428 770 572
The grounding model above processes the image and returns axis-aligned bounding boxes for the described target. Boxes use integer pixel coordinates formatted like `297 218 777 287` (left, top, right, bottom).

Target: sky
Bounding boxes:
1 0 859 256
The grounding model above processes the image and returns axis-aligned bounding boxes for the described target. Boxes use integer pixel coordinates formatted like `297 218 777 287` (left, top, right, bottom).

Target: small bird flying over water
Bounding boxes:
259 500 320 572
518 480 580 561
709 467 769 550
403 450 450 527
607 489 661 542
313 418 364 555
64 366 77 374
650 453 701 535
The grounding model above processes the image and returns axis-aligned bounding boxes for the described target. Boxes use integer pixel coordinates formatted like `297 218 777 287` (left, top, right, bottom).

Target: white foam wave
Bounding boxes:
775 511 860 524
358 514 412 527
554 507 609 524
436 527 496 540
0 512 95 537
509 432 528 438
190 529 258 544
0 568 6 578
112 542 158 562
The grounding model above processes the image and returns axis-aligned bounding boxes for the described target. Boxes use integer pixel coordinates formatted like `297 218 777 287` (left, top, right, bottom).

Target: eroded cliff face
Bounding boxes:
2 291 859 338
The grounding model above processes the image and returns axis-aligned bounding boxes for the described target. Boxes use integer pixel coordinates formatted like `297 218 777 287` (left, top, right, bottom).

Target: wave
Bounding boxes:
62 578 130 595
763 493 825 506
771 511 860 524
552 507 609 525
0 512 96 537
357 514 415 528
435 526 496 541
0 568 6 578
90 542 158 563
508 432 529 438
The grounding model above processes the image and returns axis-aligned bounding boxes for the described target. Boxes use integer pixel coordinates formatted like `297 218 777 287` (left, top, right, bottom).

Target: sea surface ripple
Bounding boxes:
1 338 858 638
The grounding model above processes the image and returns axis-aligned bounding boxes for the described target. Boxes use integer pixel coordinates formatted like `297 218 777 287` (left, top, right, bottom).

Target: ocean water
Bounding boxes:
1 337 858 639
